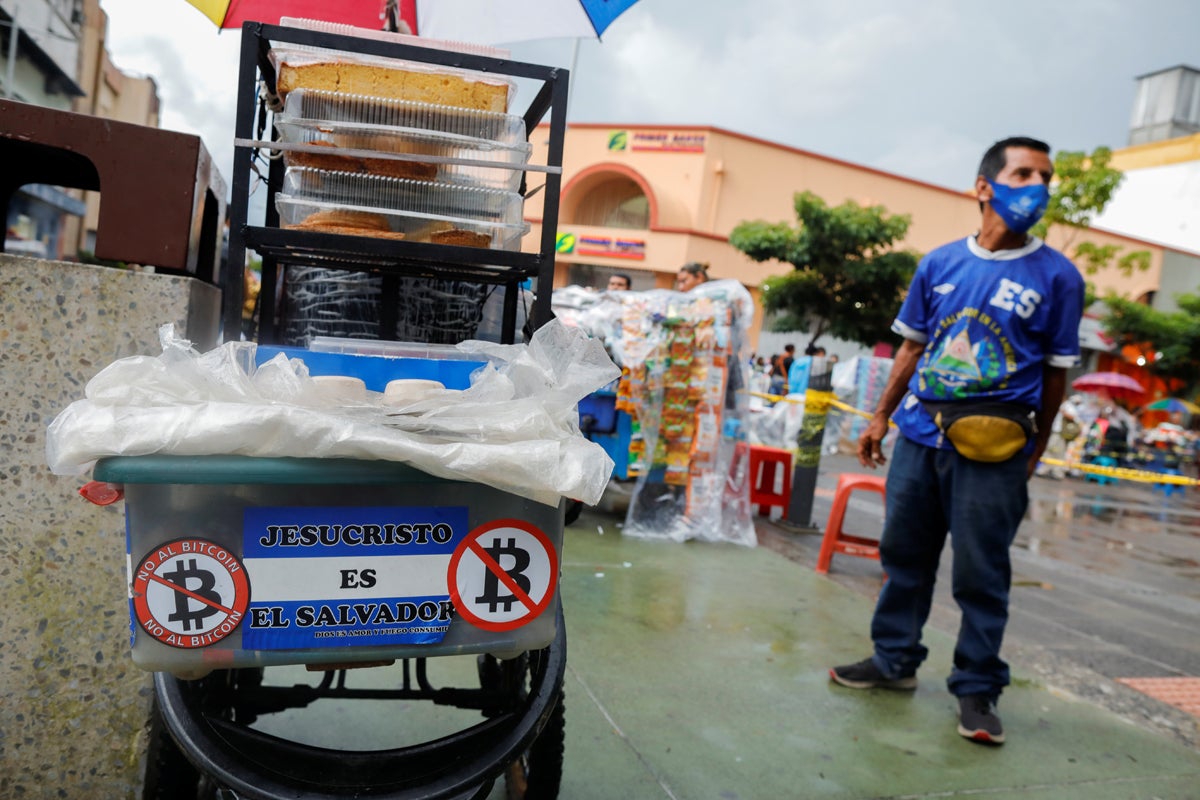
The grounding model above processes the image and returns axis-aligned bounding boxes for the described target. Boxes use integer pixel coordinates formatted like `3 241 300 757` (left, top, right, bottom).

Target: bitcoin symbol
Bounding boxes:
163 558 221 631
475 538 530 613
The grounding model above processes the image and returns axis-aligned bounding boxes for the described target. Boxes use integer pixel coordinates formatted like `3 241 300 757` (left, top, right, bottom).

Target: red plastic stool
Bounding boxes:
748 444 792 517
816 473 886 574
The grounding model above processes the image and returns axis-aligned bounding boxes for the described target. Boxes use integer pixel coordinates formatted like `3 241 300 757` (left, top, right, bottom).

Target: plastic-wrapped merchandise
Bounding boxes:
46 321 620 508
474 283 532 344
393 276 488 344
558 280 757 546
282 266 384 346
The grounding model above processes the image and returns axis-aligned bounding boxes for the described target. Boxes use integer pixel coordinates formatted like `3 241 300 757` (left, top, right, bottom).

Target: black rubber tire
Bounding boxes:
563 500 584 526
142 698 206 800
504 690 565 800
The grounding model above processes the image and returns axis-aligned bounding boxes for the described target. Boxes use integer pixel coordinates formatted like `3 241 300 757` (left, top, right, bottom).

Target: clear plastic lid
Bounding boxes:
276 89 530 190
281 89 527 147
276 167 529 250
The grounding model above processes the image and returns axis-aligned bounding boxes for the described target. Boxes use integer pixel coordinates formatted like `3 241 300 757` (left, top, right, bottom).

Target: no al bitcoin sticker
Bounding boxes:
133 538 250 649
448 519 557 632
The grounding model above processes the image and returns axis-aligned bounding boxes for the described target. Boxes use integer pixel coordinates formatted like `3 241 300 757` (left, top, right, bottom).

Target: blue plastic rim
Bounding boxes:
256 346 486 393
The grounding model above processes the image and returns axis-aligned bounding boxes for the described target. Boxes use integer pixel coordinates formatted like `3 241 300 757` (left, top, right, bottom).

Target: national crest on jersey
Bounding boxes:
889 236 1085 450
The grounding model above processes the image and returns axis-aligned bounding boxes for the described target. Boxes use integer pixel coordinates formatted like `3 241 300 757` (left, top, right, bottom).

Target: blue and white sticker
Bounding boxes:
241 505 467 650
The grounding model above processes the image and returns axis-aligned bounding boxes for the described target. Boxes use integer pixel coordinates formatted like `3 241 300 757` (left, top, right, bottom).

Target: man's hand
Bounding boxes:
1027 442 1047 480
857 414 891 468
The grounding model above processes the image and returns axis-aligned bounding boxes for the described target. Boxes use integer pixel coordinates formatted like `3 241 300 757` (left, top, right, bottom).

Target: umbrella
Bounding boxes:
184 0 388 29
183 0 642 42
1071 371 1147 402
1144 397 1200 415
400 0 643 45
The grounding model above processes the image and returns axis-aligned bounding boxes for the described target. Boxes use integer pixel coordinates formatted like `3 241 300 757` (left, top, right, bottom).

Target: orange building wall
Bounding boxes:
526 123 1178 346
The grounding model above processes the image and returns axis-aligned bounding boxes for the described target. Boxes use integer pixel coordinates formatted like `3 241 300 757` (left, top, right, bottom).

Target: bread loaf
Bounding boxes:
277 61 508 113
288 141 437 180
286 209 407 240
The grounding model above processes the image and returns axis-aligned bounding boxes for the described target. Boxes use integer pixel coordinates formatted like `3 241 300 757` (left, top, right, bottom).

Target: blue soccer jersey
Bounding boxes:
890 236 1085 449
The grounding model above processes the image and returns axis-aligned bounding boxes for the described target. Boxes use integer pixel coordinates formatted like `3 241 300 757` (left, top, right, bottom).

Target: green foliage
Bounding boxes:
1033 147 1124 234
730 191 919 348
1101 291 1200 394
1031 146 1151 283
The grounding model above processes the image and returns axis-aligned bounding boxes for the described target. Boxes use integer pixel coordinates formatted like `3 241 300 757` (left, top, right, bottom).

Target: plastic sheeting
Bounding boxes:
554 279 756 546
46 321 620 508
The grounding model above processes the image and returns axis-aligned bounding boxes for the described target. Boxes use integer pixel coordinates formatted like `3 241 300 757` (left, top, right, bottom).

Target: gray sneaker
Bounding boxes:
829 658 918 691
957 694 1005 744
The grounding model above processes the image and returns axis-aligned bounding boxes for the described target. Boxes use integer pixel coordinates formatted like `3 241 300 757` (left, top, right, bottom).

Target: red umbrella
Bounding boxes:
1071 371 1147 403
184 0 387 30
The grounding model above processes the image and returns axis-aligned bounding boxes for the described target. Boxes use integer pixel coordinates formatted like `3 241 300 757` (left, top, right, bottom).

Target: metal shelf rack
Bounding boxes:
223 21 569 345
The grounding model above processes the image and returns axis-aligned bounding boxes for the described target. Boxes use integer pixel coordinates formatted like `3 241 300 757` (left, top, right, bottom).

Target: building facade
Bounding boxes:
524 123 1189 349
2 0 159 260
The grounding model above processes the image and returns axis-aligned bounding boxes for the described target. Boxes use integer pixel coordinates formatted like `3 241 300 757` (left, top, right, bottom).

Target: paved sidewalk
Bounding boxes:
256 504 1200 799
543 512 1200 799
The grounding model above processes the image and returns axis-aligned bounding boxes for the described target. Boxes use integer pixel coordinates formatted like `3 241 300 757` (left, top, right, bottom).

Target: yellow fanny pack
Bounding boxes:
922 401 1037 463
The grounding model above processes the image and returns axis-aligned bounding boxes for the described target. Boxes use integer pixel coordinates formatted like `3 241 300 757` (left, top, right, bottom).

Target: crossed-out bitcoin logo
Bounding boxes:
448 519 557 632
133 538 250 649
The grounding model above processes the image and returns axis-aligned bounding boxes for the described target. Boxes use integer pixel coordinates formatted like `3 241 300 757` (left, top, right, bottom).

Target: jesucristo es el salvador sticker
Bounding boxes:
132 538 250 650
240 505 468 651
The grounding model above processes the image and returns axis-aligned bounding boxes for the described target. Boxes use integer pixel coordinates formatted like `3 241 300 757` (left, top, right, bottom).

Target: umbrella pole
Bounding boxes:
567 38 583 117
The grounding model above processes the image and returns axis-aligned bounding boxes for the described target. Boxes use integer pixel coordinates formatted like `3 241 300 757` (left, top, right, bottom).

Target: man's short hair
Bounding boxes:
679 261 709 280
609 273 632 289
977 136 1051 182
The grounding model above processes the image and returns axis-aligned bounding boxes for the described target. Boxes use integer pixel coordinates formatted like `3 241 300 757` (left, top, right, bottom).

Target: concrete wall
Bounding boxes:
0 253 219 798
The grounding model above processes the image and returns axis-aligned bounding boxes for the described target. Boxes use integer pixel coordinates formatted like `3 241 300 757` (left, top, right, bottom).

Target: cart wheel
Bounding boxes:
564 500 584 526
143 697 219 800
504 690 564 800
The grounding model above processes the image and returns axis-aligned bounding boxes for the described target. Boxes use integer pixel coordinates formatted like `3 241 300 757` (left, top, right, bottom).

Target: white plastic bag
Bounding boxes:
46 321 620 507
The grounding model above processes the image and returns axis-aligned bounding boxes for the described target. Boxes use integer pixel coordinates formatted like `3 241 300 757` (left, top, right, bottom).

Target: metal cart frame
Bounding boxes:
223 22 569 346
138 22 573 799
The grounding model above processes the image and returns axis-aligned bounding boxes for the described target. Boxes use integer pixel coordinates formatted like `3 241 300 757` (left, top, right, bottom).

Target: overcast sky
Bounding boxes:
99 0 1199 202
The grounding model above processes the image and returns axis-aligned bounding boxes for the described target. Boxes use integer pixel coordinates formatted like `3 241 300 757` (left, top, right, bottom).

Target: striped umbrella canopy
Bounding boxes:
184 0 387 29
183 0 641 42
398 0 642 44
1144 397 1200 416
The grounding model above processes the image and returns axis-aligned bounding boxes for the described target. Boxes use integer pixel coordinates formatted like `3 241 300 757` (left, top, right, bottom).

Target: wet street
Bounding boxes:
759 452 1200 749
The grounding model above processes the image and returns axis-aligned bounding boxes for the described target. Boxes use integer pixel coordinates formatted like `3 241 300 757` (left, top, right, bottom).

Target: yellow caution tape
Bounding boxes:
1038 458 1198 486
740 394 1193 485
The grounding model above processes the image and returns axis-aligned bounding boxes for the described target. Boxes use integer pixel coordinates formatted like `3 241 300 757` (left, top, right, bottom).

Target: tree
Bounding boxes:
1100 291 1200 395
729 191 920 350
1032 146 1151 285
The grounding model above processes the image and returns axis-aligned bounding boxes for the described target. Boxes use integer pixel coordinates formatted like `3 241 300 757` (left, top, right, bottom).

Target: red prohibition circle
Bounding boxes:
447 518 558 632
132 537 251 649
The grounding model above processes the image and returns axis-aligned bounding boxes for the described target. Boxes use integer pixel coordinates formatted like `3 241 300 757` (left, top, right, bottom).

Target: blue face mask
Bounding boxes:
987 180 1050 234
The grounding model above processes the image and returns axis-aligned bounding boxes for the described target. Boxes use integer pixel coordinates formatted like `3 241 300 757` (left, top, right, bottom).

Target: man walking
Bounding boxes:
830 137 1085 745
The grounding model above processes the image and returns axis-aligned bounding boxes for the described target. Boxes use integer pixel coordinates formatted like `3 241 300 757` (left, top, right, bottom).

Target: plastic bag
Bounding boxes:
46 321 620 507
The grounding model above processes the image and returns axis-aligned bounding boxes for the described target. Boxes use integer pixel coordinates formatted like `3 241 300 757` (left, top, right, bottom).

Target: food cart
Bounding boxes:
65 18 585 799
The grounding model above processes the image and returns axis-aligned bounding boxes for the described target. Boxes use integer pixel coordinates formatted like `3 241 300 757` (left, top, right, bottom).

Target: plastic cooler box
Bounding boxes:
97 455 564 679
96 348 563 678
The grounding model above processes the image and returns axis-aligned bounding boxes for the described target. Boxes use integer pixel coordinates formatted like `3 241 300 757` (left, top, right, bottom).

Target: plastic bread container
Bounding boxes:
269 42 517 114
97 454 564 678
276 90 531 191
276 167 530 250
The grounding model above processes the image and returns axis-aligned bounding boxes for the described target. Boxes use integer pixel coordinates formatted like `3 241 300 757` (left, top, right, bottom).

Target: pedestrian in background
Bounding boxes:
675 261 709 292
831 136 1086 745
607 273 632 291
769 344 795 395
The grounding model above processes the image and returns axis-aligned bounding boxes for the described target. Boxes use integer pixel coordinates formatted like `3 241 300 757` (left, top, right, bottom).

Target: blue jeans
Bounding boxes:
869 436 1028 698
